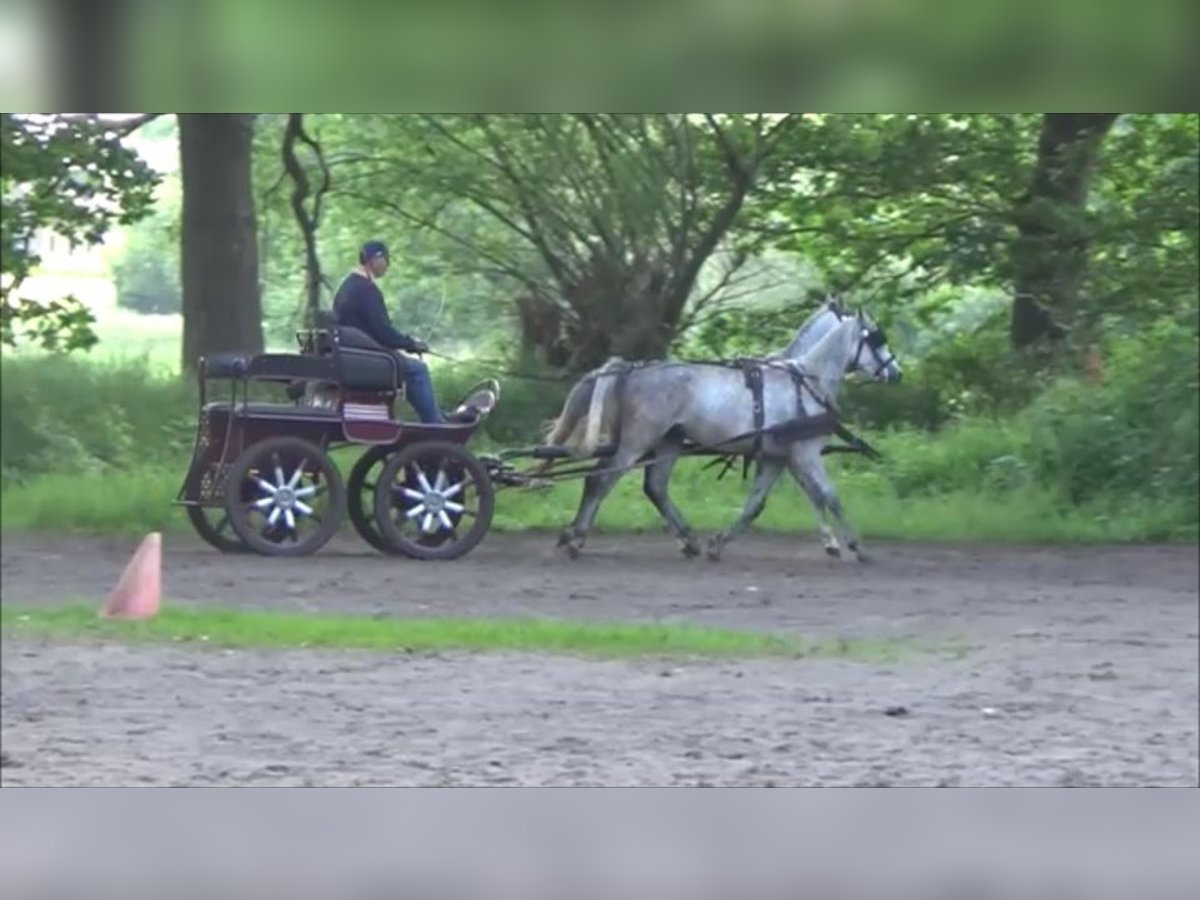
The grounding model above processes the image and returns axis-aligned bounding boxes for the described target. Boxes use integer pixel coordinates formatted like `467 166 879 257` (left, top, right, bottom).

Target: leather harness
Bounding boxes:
583 355 867 479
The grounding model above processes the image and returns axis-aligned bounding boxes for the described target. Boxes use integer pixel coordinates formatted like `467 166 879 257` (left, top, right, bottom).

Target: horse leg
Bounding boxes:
706 457 785 562
786 452 842 558
790 446 867 563
642 440 701 558
557 448 641 559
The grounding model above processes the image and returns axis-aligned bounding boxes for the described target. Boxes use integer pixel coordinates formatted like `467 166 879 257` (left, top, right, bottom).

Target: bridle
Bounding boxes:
849 323 897 380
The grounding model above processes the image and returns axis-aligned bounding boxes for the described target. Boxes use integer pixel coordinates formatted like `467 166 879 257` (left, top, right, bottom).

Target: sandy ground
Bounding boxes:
1 530 1196 786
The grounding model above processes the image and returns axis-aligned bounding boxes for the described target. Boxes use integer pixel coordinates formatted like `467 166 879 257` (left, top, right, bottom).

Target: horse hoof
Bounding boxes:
705 538 725 562
824 545 842 559
680 540 702 559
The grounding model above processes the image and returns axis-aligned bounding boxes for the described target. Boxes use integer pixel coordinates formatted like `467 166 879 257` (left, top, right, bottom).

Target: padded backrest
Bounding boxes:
338 347 401 392
335 324 388 352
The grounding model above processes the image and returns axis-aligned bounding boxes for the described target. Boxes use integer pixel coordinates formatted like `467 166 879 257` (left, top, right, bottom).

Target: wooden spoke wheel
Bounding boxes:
186 504 251 554
225 436 345 557
346 446 400 555
373 440 495 560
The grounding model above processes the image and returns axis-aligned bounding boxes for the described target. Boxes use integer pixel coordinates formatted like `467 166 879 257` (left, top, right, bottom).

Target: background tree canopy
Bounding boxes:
4 112 1195 383
1 113 159 350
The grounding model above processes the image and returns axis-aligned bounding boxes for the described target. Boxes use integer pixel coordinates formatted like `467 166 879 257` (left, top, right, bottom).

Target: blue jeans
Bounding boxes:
397 355 444 424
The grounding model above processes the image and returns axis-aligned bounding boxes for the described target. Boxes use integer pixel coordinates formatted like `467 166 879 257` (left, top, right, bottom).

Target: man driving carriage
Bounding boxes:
331 240 456 424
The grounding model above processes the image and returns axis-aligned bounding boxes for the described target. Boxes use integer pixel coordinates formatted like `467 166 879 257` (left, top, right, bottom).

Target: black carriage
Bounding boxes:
175 321 500 560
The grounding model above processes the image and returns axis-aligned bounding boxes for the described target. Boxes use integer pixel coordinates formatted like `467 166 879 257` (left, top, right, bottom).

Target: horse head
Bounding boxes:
847 309 902 384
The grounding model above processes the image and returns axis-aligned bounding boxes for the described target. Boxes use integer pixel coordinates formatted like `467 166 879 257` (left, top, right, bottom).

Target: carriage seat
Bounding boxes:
290 312 405 394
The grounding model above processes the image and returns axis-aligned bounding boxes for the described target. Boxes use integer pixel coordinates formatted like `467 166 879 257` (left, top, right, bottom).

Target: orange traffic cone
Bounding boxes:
100 532 162 620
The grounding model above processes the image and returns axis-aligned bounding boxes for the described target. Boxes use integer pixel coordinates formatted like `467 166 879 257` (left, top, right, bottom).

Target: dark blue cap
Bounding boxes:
360 240 389 261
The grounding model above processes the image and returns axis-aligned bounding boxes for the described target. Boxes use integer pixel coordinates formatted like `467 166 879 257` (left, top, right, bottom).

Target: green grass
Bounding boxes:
5 308 185 374
2 452 1192 544
490 455 1197 543
0 603 936 662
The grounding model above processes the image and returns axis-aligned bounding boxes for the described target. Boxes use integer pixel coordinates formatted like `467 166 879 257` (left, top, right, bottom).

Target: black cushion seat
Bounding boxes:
205 314 405 394
304 314 404 393
337 347 403 392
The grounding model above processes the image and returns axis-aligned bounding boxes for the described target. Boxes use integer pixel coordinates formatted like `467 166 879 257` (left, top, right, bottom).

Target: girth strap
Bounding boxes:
741 361 766 460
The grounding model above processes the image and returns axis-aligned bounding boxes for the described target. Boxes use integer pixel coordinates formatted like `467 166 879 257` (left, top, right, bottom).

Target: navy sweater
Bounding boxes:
332 272 421 352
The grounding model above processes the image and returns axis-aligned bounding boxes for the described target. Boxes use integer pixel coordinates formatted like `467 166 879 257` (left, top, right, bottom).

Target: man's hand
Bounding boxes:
410 338 430 354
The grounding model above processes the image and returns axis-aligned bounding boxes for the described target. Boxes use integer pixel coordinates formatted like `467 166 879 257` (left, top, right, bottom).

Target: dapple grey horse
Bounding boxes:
541 304 902 562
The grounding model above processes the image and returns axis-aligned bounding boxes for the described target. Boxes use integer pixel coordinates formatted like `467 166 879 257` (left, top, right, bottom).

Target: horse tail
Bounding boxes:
540 357 625 456
540 379 595 451
581 361 626 456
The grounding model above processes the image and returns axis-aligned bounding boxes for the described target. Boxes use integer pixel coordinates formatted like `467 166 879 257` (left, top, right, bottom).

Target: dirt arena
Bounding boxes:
2 530 1196 786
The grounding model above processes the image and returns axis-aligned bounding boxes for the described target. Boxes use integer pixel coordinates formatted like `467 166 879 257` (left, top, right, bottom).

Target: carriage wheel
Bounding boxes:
186 505 251 554
225 436 345 557
373 440 495 560
346 446 399 555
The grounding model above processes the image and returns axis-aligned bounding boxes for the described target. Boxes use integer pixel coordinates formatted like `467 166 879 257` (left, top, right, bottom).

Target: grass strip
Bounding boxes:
3 461 1193 543
0 603 949 663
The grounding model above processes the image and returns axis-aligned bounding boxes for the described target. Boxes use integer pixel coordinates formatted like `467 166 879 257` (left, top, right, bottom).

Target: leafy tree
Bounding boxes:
747 113 1197 349
1010 113 1118 346
113 174 183 315
321 114 801 372
1 114 159 350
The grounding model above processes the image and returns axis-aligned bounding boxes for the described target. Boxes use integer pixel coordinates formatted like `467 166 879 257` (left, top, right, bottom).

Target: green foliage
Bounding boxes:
1084 114 1200 332
1 114 160 350
1023 318 1198 508
0 356 194 486
251 114 518 348
748 113 1199 344
113 175 182 315
0 296 102 354
747 114 1037 299
252 114 804 372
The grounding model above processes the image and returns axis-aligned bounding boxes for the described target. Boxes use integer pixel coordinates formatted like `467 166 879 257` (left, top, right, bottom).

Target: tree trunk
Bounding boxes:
1010 113 1119 348
282 113 331 328
179 114 263 372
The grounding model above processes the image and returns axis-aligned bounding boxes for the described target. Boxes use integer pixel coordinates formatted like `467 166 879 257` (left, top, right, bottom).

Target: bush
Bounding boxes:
1023 318 1198 510
0 356 194 486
